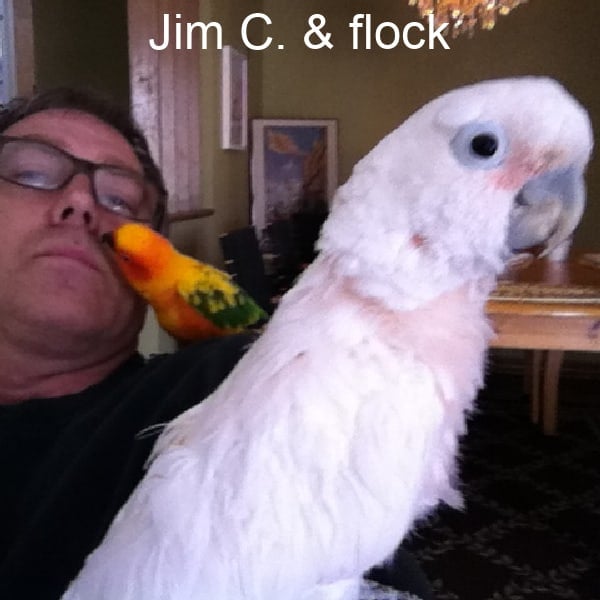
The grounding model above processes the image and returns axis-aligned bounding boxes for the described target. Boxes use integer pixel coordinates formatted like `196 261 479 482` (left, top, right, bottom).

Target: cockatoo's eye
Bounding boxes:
451 121 508 169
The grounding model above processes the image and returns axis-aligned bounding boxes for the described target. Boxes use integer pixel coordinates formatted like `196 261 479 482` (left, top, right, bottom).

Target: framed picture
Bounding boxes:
250 119 338 244
221 45 248 150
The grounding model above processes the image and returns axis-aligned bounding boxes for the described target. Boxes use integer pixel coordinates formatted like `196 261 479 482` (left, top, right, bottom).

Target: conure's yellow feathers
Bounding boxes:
104 223 267 342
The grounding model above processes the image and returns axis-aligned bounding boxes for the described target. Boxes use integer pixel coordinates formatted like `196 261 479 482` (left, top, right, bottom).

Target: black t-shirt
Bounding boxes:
0 333 254 598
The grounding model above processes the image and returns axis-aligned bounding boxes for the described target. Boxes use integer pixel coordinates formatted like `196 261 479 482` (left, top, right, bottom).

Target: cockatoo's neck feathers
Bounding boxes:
316 177 502 310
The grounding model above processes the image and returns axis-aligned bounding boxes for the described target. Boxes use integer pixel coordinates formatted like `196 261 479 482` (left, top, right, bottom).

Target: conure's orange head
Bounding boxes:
103 222 173 286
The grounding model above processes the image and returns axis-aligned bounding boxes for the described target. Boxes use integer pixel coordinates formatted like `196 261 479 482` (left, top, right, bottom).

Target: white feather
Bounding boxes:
63 77 593 600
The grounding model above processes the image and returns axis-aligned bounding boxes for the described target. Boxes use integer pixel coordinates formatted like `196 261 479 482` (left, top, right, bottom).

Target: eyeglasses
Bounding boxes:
0 135 162 227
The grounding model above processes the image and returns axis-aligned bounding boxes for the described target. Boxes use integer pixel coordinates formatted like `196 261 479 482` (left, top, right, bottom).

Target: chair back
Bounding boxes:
219 226 274 314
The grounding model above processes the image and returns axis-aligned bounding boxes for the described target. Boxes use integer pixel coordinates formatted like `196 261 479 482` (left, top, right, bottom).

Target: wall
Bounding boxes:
13 0 35 97
188 0 263 267
258 0 600 249
31 0 130 106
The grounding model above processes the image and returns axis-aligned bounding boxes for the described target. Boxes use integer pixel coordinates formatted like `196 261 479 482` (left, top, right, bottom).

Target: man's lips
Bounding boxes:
35 246 103 272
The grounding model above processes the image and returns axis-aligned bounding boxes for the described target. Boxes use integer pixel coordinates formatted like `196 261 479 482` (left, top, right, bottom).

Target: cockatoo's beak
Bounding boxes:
506 165 586 257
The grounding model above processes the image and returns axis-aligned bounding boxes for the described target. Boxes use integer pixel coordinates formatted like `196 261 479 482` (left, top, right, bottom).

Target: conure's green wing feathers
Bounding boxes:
176 263 267 331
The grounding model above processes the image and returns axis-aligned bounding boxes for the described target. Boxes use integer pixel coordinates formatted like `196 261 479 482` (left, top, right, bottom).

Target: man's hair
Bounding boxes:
0 87 167 230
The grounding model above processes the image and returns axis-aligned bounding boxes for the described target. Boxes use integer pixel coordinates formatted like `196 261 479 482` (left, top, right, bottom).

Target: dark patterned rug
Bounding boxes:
403 372 600 600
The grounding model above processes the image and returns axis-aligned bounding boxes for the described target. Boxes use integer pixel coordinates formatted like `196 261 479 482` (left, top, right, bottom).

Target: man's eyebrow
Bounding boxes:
8 133 144 175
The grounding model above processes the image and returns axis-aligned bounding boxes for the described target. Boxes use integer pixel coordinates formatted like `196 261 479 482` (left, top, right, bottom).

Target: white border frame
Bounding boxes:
221 45 248 150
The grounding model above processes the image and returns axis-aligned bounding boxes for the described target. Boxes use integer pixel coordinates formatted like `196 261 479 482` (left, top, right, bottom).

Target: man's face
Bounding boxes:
0 109 147 350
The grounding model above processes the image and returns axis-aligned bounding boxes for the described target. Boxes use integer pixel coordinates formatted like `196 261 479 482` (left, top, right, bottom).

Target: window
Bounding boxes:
128 0 205 221
0 0 15 105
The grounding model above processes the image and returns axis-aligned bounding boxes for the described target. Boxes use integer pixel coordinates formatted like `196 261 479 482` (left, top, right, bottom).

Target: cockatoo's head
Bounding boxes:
318 77 593 307
103 223 173 290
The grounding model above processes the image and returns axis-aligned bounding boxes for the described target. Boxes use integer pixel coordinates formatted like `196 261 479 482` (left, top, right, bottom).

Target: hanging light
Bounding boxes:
408 0 527 37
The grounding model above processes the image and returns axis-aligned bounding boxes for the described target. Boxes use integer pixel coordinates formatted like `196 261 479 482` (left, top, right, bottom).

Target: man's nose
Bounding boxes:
58 205 93 225
49 173 99 231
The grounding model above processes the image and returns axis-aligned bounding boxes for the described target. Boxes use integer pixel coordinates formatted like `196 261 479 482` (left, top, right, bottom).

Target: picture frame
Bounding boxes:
250 118 338 240
221 45 248 150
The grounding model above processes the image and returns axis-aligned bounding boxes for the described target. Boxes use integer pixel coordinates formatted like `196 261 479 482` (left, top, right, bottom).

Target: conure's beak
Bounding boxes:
507 165 586 256
101 232 115 250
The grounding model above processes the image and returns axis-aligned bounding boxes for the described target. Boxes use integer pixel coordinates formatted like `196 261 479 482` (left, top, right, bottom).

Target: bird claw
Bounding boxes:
506 252 535 270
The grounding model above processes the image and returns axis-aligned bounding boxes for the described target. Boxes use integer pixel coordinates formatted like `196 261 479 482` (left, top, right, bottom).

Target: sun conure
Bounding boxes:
103 223 267 342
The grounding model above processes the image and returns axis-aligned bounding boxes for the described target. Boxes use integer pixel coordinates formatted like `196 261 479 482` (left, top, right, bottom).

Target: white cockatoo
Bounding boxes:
63 77 593 600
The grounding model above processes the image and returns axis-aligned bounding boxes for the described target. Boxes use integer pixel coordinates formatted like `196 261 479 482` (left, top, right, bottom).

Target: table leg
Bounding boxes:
529 350 544 424
542 350 565 435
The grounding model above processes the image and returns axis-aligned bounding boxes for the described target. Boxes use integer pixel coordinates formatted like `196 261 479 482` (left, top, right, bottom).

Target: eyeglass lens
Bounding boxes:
0 137 157 223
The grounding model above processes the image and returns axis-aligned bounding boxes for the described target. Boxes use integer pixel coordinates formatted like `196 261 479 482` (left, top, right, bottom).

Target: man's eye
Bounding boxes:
98 194 136 217
12 169 54 188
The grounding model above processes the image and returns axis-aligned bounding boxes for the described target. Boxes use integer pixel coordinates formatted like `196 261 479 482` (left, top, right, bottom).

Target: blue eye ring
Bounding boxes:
450 121 508 170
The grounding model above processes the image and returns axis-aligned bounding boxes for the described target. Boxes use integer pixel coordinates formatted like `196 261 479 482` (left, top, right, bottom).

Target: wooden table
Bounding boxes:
486 252 600 435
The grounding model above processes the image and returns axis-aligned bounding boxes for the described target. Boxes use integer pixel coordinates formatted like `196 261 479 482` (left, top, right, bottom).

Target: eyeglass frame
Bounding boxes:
0 134 164 229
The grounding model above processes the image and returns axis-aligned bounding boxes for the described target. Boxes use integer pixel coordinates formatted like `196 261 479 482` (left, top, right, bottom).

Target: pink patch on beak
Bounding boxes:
491 147 561 191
